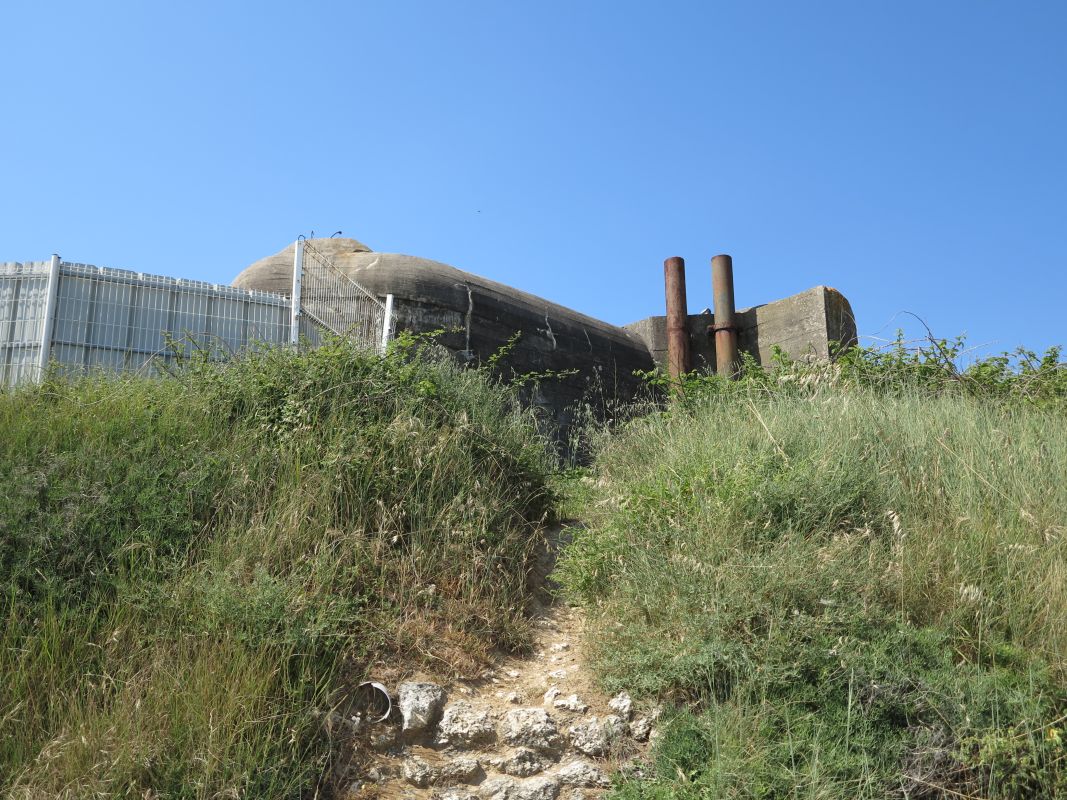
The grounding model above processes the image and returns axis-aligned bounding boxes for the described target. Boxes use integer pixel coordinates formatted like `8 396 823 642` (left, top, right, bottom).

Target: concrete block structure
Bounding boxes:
625 285 857 372
2 235 856 441
234 238 858 435
234 239 656 433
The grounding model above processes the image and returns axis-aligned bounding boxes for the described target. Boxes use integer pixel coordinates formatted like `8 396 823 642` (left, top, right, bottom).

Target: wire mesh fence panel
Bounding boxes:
1 260 292 389
50 263 293 377
2 242 396 391
0 261 51 388
299 240 388 352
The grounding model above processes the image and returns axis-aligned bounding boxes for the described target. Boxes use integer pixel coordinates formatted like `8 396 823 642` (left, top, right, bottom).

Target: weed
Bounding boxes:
559 347 1066 798
0 338 557 797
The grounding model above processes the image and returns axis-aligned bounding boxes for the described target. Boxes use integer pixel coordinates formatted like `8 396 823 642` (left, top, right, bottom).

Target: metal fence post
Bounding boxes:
37 254 61 377
290 239 304 345
380 294 394 354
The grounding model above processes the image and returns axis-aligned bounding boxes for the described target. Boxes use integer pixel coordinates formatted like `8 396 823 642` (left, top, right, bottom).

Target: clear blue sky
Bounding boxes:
3 1 1064 356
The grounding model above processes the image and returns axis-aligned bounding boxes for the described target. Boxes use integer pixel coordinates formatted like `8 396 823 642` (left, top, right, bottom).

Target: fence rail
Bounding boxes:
294 239 393 354
1 241 395 389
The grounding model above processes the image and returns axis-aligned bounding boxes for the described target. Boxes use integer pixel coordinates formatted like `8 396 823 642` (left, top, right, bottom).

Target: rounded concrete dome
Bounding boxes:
232 237 373 296
232 239 650 358
233 238 655 429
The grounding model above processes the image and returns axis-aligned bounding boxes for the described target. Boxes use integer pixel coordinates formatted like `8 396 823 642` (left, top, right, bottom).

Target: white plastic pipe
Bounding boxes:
289 239 304 345
37 254 61 376
380 294 394 354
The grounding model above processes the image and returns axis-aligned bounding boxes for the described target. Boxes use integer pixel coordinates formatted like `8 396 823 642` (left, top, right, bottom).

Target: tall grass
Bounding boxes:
559 361 1066 798
0 336 558 798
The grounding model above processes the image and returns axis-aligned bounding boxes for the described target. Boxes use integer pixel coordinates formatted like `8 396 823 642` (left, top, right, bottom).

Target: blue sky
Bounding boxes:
3 1 1064 356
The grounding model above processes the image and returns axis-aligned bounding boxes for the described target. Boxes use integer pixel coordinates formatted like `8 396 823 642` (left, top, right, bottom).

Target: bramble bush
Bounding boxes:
638 333 1067 409
0 334 558 798
562 334 1066 799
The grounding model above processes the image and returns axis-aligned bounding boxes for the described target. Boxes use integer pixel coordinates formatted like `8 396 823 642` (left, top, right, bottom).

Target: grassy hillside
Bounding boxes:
2 333 1064 799
558 347 1066 798
0 336 558 798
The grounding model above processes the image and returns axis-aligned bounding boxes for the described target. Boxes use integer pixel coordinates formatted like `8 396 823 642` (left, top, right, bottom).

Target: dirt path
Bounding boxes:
339 529 654 800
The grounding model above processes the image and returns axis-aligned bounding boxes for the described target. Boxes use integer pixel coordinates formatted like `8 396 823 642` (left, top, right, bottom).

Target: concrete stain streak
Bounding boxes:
460 284 474 358
542 312 557 351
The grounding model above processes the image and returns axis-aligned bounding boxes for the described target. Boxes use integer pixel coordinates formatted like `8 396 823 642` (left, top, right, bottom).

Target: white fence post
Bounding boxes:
37 254 61 377
380 294 394 354
290 239 304 345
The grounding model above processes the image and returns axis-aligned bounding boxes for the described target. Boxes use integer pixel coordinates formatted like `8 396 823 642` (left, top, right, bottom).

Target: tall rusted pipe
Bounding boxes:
664 256 691 384
711 254 739 377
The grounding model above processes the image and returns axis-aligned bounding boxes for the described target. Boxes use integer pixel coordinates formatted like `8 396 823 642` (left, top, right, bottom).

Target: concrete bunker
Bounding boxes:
235 239 656 432
234 237 857 432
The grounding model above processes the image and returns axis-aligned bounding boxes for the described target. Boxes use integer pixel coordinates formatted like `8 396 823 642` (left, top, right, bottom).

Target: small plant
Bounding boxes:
636 333 1067 410
0 339 559 797
559 334 1067 798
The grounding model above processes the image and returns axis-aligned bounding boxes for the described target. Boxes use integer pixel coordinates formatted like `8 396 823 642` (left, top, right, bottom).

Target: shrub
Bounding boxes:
559 353 1066 798
0 337 558 797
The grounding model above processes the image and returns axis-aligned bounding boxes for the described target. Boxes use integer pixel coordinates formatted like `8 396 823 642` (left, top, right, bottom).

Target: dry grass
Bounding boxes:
560 381 1066 798
0 338 558 798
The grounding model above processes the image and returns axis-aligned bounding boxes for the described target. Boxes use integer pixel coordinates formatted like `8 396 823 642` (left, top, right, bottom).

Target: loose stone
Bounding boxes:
439 757 484 785
499 747 553 777
607 692 633 721
480 777 516 800
512 776 561 800
629 716 652 742
630 705 661 741
501 708 563 752
604 715 628 737
567 721 610 759
403 756 436 788
552 694 587 713
398 682 447 735
436 790 480 800
556 761 610 788
438 702 497 747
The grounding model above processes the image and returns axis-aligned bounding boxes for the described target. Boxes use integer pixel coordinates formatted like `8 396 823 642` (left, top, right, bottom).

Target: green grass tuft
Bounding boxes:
0 337 558 797
559 356 1066 799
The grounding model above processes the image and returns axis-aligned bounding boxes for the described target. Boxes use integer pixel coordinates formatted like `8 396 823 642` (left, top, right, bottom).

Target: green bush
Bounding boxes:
640 333 1067 409
0 336 558 798
559 355 1066 799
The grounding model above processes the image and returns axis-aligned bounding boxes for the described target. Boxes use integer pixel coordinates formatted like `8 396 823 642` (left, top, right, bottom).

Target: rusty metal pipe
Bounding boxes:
664 256 691 384
711 254 739 377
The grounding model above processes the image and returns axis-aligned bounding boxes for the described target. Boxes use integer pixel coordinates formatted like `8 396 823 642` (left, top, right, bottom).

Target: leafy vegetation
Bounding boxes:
0 335 558 798
3 329 1064 798
639 333 1067 409
560 339 1066 799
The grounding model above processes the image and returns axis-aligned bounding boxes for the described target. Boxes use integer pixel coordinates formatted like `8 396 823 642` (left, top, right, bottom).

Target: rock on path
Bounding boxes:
339 603 655 800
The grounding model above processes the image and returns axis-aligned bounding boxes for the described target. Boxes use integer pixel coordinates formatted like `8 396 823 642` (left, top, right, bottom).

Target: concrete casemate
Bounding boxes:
233 238 857 434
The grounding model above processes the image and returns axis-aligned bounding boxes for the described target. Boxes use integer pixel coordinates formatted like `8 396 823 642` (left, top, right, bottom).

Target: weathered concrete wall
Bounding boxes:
234 240 857 443
234 240 655 436
624 286 857 372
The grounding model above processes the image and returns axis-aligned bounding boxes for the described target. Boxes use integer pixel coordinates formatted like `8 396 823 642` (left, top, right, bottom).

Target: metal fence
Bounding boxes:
293 239 393 354
0 260 52 387
1 241 394 390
